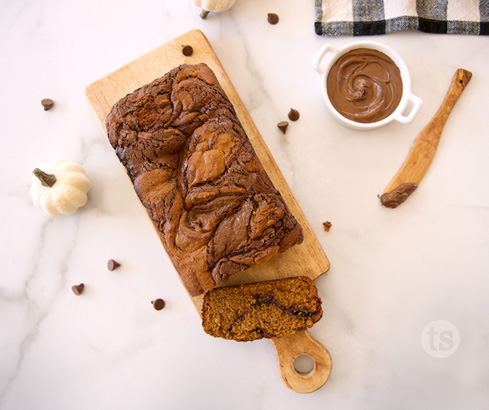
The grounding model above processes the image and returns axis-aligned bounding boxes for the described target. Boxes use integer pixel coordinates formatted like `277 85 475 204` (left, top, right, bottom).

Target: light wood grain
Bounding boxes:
382 68 472 197
85 29 331 393
271 331 332 393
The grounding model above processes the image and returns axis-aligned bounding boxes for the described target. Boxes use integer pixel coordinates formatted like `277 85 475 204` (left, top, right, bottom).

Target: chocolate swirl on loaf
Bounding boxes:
106 64 303 296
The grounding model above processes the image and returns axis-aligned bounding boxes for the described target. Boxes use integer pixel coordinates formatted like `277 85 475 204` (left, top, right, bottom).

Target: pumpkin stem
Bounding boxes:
33 168 57 187
200 9 210 19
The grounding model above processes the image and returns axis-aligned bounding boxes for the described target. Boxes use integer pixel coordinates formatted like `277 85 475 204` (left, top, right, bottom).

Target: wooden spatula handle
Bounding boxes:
270 331 332 393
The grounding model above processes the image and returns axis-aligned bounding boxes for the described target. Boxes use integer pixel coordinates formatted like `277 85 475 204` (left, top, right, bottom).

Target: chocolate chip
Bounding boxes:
107 259 121 271
151 298 166 311
288 108 300 121
182 45 193 57
277 121 289 134
72 283 84 295
267 13 279 25
322 221 332 232
41 98 54 111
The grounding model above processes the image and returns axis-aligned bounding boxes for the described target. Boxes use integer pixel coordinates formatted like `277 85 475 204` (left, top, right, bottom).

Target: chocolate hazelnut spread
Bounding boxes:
327 48 403 123
379 182 418 208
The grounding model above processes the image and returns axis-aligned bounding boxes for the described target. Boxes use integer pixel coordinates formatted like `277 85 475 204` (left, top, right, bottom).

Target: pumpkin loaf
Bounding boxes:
106 63 303 296
202 276 323 341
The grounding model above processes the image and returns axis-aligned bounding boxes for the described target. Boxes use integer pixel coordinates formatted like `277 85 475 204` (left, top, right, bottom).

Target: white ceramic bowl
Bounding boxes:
313 41 422 130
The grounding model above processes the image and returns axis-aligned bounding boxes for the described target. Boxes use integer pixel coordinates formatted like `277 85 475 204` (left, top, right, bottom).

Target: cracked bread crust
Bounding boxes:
201 276 323 341
106 63 303 296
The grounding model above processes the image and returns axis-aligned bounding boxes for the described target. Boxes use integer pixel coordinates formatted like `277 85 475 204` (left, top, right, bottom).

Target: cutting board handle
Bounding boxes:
270 331 332 393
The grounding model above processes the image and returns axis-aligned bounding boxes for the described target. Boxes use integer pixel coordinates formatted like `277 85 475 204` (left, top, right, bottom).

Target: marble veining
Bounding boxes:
1 215 81 400
1 0 489 409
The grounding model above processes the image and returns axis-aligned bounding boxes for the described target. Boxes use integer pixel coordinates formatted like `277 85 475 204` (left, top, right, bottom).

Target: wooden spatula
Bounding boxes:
380 68 472 208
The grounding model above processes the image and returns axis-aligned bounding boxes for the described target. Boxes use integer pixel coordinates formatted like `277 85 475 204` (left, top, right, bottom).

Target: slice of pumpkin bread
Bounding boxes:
202 276 322 342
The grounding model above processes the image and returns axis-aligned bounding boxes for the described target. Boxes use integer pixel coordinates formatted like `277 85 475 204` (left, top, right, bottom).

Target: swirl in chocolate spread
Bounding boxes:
327 48 403 123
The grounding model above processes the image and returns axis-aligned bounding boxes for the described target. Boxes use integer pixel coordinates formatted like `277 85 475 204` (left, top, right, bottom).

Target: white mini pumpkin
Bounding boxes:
30 159 90 216
193 0 237 19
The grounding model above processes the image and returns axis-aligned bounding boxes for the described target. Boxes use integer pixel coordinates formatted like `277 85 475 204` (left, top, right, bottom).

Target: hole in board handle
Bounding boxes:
293 354 315 375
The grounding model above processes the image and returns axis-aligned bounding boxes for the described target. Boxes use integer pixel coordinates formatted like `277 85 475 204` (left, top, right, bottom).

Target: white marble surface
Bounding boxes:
1 0 489 408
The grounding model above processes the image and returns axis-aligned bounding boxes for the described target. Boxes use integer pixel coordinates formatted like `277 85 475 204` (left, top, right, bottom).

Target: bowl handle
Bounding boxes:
313 44 338 75
395 93 423 124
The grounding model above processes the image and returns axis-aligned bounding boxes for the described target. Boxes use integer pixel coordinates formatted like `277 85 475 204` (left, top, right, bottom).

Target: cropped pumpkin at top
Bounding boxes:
193 0 237 19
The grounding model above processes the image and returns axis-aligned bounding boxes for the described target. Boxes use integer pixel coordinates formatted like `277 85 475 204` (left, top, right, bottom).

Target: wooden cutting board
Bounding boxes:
85 29 331 393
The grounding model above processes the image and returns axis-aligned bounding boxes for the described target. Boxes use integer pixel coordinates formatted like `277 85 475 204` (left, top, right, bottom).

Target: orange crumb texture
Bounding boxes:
322 221 332 232
201 276 323 342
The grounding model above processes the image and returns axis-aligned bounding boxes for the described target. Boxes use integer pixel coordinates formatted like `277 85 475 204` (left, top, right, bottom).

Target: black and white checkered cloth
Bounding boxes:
315 0 489 36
